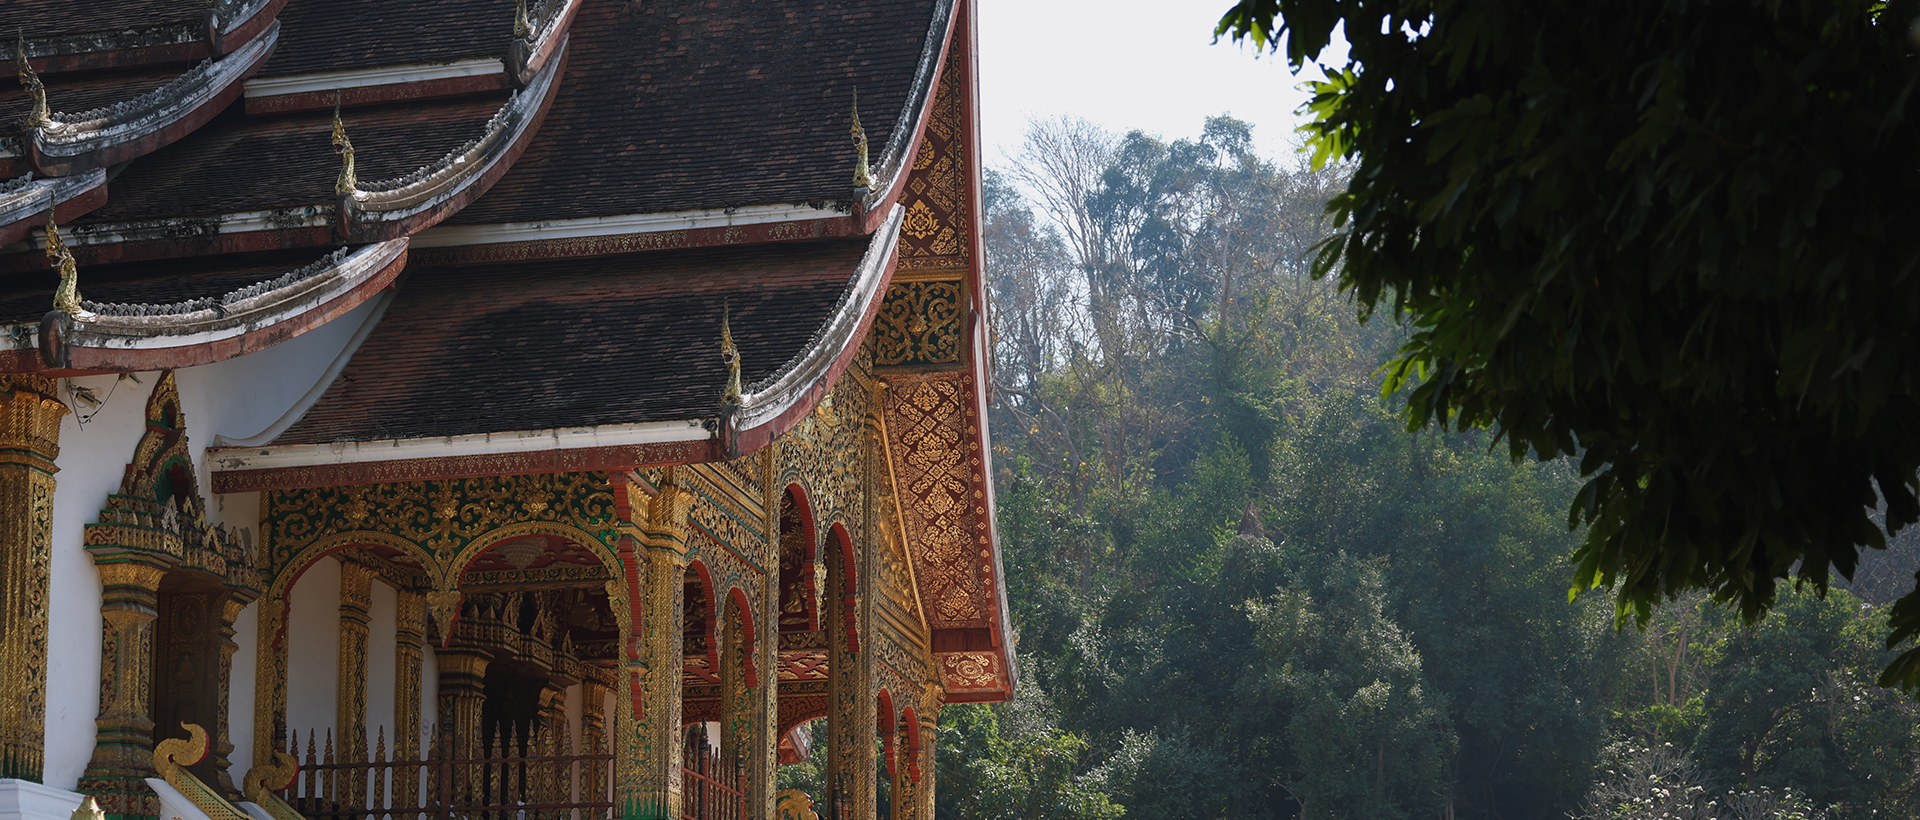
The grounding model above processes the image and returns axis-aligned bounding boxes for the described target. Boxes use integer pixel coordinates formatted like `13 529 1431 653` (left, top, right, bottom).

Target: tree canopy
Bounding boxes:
1215 0 1920 692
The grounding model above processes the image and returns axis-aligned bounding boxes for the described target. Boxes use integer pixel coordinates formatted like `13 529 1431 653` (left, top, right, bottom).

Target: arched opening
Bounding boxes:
829 523 859 653
149 570 231 788
778 486 821 634
900 706 921 784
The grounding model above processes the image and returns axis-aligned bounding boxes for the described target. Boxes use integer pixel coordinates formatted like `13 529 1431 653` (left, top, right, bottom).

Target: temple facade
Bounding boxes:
0 2 1008 820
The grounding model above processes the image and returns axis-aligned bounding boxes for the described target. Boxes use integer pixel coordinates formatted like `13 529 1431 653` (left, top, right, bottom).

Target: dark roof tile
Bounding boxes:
256 0 516 78
447 0 943 223
270 236 871 444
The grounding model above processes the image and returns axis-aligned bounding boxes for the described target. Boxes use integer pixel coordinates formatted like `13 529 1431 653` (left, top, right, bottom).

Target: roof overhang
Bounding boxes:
208 205 906 493
0 237 408 374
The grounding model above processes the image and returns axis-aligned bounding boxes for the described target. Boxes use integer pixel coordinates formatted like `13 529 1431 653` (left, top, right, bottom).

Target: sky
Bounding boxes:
974 0 1343 166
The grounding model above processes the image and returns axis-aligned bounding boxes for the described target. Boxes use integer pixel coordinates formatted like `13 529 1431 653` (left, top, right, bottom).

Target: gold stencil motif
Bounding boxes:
875 281 963 367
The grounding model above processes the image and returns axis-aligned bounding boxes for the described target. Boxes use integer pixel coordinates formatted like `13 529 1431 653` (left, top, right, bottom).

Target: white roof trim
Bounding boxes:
55 205 332 247
208 419 713 473
410 201 849 248
737 203 904 431
243 57 505 99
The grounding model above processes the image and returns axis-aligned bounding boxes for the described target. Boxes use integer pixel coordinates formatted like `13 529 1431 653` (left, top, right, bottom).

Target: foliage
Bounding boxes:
927 113 1920 820
934 703 1123 820
1213 0 1920 692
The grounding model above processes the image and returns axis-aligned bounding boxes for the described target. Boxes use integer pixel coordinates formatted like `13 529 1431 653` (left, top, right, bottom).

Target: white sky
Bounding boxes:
975 0 1342 166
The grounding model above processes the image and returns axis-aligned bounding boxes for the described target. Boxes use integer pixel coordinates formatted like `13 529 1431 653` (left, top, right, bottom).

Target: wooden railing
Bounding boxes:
678 732 743 820
281 725 613 820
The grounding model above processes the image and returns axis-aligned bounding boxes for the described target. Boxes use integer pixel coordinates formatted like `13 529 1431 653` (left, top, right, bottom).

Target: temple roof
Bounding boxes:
80 99 507 223
255 0 516 79
446 0 946 223
274 237 873 445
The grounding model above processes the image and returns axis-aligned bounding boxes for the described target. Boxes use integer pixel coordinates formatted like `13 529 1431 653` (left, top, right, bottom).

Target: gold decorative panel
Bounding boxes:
874 280 963 368
896 38 972 272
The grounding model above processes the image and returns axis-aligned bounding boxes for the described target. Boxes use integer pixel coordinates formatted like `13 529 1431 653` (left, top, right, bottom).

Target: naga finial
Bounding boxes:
15 31 49 129
850 88 873 189
45 198 84 315
513 0 532 38
331 97 357 195
721 300 743 405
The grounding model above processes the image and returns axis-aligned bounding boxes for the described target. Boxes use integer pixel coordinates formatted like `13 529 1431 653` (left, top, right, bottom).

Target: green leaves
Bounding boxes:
1221 0 1920 695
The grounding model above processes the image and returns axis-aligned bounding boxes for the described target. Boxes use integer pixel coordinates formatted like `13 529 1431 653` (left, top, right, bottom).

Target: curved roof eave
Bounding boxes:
0 237 407 374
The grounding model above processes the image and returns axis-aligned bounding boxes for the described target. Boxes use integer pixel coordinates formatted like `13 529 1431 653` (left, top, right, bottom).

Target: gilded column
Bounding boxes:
616 479 691 820
914 702 940 820
211 594 255 797
826 543 875 820
0 375 64 782
433 649 490 762
251 600 290 772
719 590 777 820
79 557 171 820
394 589 427 760
580 675 609 806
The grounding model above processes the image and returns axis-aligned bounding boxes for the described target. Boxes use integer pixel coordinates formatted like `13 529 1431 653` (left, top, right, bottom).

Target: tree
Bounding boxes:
1214 0 1920 692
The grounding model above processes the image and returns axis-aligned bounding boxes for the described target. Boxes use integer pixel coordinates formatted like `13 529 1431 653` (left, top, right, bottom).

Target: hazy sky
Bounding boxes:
975 0 1341 165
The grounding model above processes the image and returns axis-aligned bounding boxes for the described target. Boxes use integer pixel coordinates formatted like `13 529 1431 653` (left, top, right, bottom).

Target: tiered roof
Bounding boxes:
1 0 1011 702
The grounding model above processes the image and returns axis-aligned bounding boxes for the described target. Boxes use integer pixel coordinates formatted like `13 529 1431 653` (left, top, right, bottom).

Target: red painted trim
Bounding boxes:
0 179 107 247
27 27 277 176
408 214 864 265
941 689 1010 705
245 72 510 115
209 437 713 493
856 0 960 236
31 245 407 374
901 706 922 783
513 0 581 86
211 0 290 55
876 689 896 777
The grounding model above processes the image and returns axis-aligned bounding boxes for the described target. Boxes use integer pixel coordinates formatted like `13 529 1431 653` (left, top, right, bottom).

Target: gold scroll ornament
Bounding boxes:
776 789 820 820
151 723 263 820
241 746 304 820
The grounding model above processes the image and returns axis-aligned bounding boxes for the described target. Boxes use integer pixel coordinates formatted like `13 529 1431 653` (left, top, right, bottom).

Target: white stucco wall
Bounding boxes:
284 556 340 746
366 581 398 748
41 297 386 791
228 599 257 782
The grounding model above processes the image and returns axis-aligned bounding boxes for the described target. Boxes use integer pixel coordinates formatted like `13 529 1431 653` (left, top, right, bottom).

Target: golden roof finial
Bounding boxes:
331 97 357 195
721 300 743 405
45 196 84 315
513 0 532 38
15 31 50 129
850 88 873 189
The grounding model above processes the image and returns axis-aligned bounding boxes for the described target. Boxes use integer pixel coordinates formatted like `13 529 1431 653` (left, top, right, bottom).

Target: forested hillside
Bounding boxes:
927 117 1920 820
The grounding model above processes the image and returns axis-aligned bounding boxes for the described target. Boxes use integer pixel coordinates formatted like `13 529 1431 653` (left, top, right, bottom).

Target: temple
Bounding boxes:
0 2 1007 820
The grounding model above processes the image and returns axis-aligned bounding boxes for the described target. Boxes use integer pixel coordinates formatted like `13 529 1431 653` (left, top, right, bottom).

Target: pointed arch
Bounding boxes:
900 706 921 783
876 689 896 778
777 484 821 633
828 522 859 653
684 559 720 674
725 585 758 688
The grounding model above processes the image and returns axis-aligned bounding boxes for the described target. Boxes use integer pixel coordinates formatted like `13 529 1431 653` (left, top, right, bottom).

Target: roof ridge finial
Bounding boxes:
721 299 743 406
850 87 873 190
514 0 532 38
15 30 50 129
331 95 357 195
45 194 86 316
